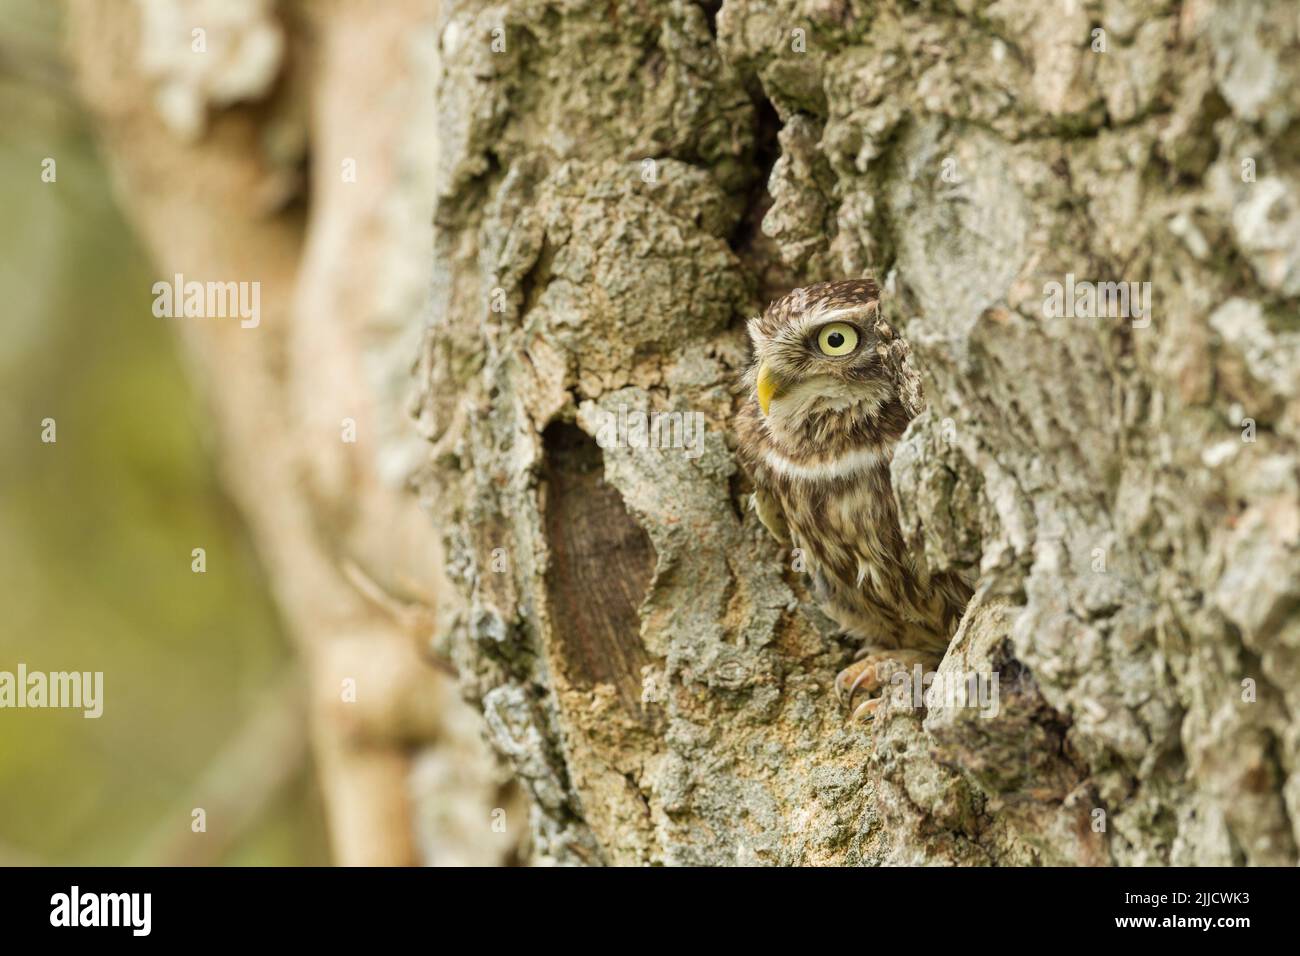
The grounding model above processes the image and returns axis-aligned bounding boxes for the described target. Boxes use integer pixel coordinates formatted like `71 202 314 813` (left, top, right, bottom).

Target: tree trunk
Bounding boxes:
421 0 1300 866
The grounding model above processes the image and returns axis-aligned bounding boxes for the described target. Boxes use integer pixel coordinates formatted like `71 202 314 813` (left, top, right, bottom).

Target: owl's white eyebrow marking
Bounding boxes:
808 307 864 323
760 444 886 482
793 304 877 339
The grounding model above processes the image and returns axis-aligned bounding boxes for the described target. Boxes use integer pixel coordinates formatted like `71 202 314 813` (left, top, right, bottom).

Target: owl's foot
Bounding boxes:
834 649 939 722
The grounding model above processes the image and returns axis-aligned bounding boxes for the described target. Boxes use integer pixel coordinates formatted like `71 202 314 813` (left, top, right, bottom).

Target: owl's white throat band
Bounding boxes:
761 444 886 482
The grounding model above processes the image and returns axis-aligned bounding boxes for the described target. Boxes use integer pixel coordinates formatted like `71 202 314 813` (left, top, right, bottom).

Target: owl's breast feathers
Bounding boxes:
736 395 970 654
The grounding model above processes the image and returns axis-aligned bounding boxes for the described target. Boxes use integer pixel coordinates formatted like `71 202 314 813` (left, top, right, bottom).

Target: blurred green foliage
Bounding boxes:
0 0 328 865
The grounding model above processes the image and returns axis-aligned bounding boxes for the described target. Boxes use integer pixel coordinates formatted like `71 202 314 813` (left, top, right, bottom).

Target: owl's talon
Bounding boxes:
834 656 883 709
834 659 864 704
835 649 939 720
846 667 879 712
850 697 881 722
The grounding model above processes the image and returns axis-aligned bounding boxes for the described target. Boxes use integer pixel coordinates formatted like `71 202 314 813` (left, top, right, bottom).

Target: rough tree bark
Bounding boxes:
421 0 1300 866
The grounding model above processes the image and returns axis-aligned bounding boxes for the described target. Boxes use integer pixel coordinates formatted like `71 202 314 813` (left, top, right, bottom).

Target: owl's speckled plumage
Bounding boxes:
735 279 972 718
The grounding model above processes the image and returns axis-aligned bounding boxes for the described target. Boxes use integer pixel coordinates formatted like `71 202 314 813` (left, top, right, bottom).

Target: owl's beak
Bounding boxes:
756 361 783 416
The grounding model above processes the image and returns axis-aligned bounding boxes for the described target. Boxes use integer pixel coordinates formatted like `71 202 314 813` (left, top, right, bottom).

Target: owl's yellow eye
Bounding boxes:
816 322 859 357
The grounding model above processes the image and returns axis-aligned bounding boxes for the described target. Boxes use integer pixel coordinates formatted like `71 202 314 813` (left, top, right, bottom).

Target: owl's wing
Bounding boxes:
751 486 791 545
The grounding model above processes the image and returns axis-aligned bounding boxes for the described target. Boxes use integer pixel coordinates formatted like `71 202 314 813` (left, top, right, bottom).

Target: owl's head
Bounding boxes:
745 279 894 433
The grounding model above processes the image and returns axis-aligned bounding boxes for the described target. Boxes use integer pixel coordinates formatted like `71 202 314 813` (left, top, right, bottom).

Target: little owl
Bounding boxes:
736 279 973 721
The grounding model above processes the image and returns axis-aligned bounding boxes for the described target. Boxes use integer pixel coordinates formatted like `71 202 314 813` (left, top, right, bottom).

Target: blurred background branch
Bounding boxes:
0 0 523 866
